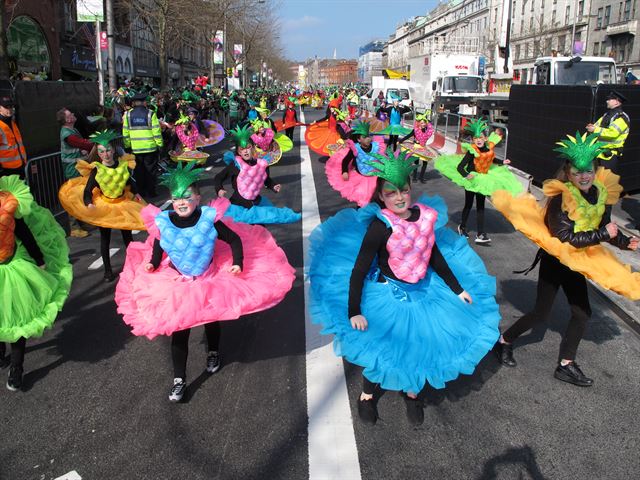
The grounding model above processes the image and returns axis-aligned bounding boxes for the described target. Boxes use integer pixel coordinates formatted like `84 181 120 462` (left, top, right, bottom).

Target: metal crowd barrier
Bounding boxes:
24 152 66 216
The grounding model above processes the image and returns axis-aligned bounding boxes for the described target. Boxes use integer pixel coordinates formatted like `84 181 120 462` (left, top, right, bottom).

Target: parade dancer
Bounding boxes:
493 132 639 386
305 94 350 156
377 93 412 150
397 111 435 183
215 125 301 224
281 98 299 140
115 164 295 402
325 121 386 207
169 112 210 164
0 176 72 391
59 130 146 282
308 152 500 425
435 119 520 244
250 117 293 164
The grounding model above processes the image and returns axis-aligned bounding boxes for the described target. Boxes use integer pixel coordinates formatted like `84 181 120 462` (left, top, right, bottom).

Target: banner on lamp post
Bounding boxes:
100 31 108 50
77 0 104 22
213 30 224 65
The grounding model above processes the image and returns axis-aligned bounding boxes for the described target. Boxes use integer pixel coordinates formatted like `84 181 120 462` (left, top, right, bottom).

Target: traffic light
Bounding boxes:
226 67 233 77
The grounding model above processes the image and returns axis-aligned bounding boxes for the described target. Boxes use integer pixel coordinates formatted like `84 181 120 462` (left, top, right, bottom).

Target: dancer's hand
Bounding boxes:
217 189 227 198
466 173 475 180
629 237 639 250
350 314 368 331
38 264 47 270
605 223 618 238
144 263 155 272
342 172 349 181
228 265 242 275
503 158 511 165
458 291 473 304
273 184 281 193
586 123 595 133
87 203 96 210
134 194 143 202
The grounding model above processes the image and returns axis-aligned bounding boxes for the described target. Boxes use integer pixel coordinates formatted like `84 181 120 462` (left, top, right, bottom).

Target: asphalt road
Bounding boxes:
2 109 639 480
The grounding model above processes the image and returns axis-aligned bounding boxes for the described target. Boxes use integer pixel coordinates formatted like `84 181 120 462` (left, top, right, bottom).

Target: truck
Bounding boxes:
360 77 415 112
408 53 484 113
532 56 618 85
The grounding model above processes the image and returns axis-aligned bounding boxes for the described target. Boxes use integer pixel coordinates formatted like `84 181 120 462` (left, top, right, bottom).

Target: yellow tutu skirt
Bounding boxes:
59 178 147 231
493 187 640 300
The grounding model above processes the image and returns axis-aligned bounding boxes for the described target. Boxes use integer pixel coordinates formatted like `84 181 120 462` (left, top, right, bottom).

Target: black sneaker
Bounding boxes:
402 394 425 426
457 224 469 238
494 341 517 367
357 397 378 425
103 270 117 283
6 366 23 392
554 362 594 387
475 233 491 244
206 351 220 374
169 378 187 402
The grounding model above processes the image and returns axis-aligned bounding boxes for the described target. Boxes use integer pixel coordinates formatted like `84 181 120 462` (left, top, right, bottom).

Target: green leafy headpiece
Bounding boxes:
554 132 606 172
159 162 204 198
368 147 417 189
351 121 371 137
89 129 118 147
464 118 488 138
415 110 431 122
174 111 190 126
331 108 349 121
228 125 254 148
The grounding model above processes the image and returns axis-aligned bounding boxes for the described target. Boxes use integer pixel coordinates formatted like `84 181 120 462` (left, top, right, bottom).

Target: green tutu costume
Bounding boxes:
0 176 73 343
435 153 523 196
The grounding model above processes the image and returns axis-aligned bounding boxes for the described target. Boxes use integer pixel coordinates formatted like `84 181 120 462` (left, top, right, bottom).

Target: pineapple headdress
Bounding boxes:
464 118 489 139
554 132 606 172
159 162 204 198
415 110 431 122
368 147 417 189
89 129 118 147
228 125 254 148
351 120 371 137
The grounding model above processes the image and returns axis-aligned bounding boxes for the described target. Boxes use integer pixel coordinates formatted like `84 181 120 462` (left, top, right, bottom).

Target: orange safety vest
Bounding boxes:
0 119 27 170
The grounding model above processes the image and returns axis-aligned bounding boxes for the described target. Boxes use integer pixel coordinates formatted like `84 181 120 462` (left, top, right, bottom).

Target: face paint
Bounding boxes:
238 145 252 160
97 145 114 164
171 187 200 217
379 181 411 216
569 165 596 192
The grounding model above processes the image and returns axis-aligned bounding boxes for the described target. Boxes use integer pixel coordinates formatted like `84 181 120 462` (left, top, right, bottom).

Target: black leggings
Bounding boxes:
460 190 486 233
503 252 591 361
0 337 27 370
285 127 295 140
99 227 133 273
171 323 221 379
389 135 399 150
362 375 377 395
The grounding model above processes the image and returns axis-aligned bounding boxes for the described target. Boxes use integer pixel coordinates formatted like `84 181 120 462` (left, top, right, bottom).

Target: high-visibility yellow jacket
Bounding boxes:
0 119 27 170
593 108 630 159
122 106 163 154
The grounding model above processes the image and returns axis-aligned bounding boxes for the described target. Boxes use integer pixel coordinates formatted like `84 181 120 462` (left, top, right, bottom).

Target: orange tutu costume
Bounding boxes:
305 119 343 156
58 157 147 231
493 168 640 300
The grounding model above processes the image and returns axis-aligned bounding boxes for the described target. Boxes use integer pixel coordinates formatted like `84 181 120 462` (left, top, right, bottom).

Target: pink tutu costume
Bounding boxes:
115 197 296 339
325 136 386 207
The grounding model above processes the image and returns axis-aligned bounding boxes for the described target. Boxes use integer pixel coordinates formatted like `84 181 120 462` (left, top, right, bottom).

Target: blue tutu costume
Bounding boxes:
308 195 500 393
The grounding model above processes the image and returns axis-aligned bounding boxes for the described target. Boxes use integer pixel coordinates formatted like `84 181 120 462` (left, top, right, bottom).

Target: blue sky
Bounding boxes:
279 0 438 61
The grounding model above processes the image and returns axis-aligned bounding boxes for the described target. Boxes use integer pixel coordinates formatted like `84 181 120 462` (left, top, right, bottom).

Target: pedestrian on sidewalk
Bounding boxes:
494 132 639 386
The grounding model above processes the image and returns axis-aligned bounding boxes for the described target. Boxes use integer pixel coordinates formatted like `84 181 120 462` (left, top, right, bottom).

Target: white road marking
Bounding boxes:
300 110 362 480
205 166 213 171
54 471 82 480
88 248 119 270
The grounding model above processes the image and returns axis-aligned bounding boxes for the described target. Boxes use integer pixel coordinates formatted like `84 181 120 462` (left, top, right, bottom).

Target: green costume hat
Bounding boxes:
255 106 270 116
415 110 431 122
89 129 118 147
464 118 488 138
250 117 270 131
174 111 190 126
228 125 254 148
554 132 606 172
351 120 371 137
159 162 204 198
331 108 349 122
368 147 417 189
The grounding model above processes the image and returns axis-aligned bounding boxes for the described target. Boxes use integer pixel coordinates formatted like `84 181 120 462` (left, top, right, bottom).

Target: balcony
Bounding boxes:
606 19 637 36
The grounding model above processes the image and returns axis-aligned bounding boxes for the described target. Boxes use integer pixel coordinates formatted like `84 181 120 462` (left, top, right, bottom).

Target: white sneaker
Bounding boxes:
169 378 186 402
206 351 220 374
475 233 492 244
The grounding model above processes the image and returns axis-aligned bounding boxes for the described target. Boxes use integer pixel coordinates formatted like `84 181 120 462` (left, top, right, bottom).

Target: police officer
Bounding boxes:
122 91 163 198
0 95 27 178
586 90 630 175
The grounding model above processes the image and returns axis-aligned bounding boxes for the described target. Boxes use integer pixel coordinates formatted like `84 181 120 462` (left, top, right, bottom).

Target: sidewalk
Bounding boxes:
433 135 640 329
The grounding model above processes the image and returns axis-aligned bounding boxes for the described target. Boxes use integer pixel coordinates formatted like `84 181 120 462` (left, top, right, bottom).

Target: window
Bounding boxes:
593 42 600 55
530 17 534 30
624 0 632 20
522 1 525 14
545 37 552 53
601 42 607 55
552 9 557 24
521 19 524 32
619 2 624 21
597 7 603 28
604 5 611 26
64 1 75 33
578 0 584 19
558 34 566 53
531 0 535 11
565 5 571 25
515 44 521 59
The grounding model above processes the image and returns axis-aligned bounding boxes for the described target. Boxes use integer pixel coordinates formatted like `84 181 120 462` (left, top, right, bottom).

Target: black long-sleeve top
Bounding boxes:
150 207 243 270
348 207 463 318
456 145 504 177
545 185 631 250
14 218 44 266
379 104 412 121
212 160 276 208
82 161 138 205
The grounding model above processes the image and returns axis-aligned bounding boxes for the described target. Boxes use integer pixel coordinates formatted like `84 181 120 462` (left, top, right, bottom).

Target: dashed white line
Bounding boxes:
54 471 82 480
88 248 119 270
300 110 362 480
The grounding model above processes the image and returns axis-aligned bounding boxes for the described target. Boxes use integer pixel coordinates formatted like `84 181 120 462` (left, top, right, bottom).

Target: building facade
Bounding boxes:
358 40 384 82
588 0 638 71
